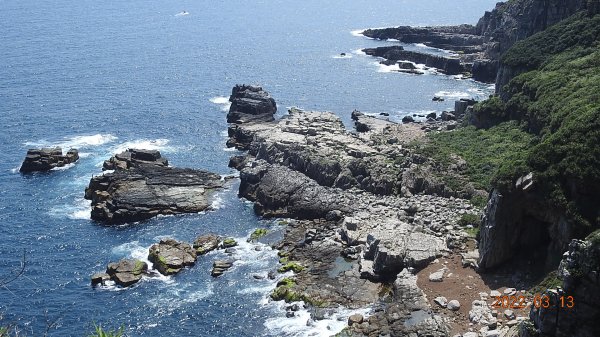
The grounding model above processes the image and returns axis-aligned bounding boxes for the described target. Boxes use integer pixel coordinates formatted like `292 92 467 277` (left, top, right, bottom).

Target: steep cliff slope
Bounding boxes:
475 11 600 273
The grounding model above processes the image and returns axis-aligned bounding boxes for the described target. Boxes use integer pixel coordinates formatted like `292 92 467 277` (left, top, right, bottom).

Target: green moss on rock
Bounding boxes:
278 262 304 273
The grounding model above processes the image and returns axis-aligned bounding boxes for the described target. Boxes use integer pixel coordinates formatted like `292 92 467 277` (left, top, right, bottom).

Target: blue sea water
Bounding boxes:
0 0 498 335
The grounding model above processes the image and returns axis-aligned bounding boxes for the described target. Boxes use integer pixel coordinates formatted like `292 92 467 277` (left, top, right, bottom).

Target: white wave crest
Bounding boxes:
265 304 371 337
25 134 117 150
110 138 174 154
434 91 472 99
332 54 352 59
210 96 231 112
350 29 364 37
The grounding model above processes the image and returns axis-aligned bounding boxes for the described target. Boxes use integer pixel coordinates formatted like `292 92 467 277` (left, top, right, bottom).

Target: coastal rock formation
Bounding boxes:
361 0 591 84
85 150 223 223
106 259 148 287
226 84 277 149
362 46 464 75
225 85 482 336
529 231 600 337
227 84 277 124
148 238 197 275
102 149 168 170
193 233 221 255
19 147 79 173
211 260 233 277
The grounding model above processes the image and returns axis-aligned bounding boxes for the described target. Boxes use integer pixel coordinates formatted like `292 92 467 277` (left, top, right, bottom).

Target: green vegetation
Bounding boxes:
414 121 534 190
458 213 481 228
133 260 146 275
270 278 326 307
278 262 304 273
221 238 237 247
472 12 600 231
464 226 480 238
530 271 563 294
248 228 268 242
470 194 488 208
88 324 124 337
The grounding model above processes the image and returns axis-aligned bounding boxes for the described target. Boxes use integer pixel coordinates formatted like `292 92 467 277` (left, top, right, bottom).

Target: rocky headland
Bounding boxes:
348 1 600 336
361 0 597 83
224 84 506 336
84 149 224 223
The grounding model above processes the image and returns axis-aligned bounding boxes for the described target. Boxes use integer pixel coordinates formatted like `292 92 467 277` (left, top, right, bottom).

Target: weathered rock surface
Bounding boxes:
148 238 197 275
193 233 220 255
222 85 486 337
529 231 600 337
102 149 168 170
106 259 148 287
226 84 277 149
85 151 223 223
227 84 277 124
19 147 79 173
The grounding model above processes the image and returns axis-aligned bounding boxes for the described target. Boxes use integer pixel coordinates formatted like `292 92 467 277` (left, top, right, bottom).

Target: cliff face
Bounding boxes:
476 0 588 60
487 0 596 93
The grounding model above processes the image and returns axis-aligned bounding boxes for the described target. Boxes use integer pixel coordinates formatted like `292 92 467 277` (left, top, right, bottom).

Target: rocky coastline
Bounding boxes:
223 84 514 336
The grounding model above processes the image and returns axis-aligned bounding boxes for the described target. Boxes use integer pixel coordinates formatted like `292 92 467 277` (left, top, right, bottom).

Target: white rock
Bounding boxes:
490 290 501 297
434 296 448 308
503 288 516 295
504 309 515 320
448 300 461 311
486 330 500 337
506 319 518 327
429 268 446 282
463 333 478 337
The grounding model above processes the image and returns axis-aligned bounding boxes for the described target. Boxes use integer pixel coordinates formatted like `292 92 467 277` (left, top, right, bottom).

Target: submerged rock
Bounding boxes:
106 259 148 287
19 147 79 173
148 238 197 276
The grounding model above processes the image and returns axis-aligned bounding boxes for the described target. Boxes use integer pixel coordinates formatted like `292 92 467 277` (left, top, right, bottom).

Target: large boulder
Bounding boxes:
106 259 148 287
19 147 79 173
148 238 197 275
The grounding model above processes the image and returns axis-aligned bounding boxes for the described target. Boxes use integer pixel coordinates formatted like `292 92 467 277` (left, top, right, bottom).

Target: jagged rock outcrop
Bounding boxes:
227 84 277 124
362 46 464 75
85 151 223 223
148 238 197 275
19 147 79 173
529 231 600 337
102 149 168 170
226 85 277 149
105 259 148 287
478 173 570 269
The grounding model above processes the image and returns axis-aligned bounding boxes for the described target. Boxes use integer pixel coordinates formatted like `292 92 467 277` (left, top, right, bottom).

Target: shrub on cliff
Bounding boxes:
477 12 600 231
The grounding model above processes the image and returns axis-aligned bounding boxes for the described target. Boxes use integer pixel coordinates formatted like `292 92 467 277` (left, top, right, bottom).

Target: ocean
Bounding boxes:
0 0 497 335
